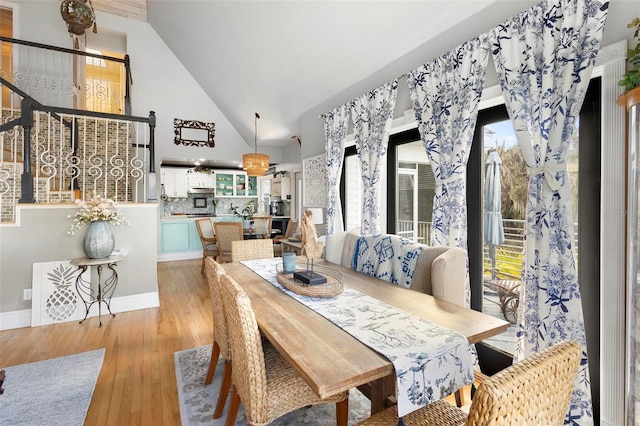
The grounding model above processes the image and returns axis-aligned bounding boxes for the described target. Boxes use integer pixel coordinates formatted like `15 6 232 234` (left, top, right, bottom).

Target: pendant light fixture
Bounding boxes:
243 113 269 177
60 0 97 49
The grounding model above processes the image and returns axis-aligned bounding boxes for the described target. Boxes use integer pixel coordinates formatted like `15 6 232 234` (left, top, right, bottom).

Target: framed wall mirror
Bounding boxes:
174 118 215 147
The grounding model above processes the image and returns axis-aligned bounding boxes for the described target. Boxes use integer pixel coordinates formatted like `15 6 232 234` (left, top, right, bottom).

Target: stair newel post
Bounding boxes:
147 111 156 201
124 55 132 116
148 111 155 173
18 98 35 203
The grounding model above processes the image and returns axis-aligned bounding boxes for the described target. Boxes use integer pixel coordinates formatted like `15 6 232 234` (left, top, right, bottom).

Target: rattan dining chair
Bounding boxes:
195 218 218 273
213 222 243 263
203 258 232 419
219 273 349 426
230 239 274 262
273 220 297 256
355 340 581 426
252 215 273 238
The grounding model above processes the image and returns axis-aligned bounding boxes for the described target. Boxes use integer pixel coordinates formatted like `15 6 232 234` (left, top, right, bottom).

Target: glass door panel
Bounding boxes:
343 154 362 231
394 141 433 244
236 174 247 196
397 168 417 241
215 173 234 197
480 118 522 355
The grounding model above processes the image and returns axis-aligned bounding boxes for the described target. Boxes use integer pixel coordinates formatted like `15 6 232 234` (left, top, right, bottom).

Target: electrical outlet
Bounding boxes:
23 289 32 301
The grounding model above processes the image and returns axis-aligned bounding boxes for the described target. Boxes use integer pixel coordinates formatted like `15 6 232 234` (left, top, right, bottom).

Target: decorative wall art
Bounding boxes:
302 154 327 208
32 261 89 326
174 118 215 147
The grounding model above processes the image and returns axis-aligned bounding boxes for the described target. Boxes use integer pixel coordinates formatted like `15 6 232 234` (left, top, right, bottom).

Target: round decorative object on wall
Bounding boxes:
83 221 115 259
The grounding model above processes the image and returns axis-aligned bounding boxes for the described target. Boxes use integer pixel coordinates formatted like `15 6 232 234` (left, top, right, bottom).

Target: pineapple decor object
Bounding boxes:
45 263 79 322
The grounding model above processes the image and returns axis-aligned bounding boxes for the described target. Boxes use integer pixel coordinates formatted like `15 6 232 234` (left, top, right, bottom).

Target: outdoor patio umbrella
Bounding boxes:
484 150 505 269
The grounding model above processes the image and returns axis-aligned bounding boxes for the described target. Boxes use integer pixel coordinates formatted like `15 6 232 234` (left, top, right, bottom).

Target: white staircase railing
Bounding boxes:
0 82 156 223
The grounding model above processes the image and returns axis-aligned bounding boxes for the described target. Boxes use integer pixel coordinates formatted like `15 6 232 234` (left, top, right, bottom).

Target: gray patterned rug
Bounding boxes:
1 348 105 425
174 345 371 425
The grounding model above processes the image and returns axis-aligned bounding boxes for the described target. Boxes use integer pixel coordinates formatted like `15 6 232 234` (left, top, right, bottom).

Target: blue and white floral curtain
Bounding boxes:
407 37 489 306
350 80 398 235
324 105 349 236
490 0 608 423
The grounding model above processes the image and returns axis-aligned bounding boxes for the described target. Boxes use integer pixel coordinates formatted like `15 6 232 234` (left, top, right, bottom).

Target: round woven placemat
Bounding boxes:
276 263 344 298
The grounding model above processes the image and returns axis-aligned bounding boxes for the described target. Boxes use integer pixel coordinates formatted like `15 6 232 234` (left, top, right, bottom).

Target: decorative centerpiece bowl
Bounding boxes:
276 262 344 298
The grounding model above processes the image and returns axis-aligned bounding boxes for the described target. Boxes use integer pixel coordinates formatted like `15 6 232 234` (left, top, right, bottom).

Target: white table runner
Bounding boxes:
241 258 473 417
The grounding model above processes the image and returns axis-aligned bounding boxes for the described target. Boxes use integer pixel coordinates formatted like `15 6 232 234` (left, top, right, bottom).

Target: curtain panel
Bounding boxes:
407 36 490 307
490 0 609 423
350 79 399 235
324 105 349 236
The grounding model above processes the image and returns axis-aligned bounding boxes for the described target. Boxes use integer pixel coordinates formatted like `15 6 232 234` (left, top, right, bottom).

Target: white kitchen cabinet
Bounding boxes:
186 170 215 188
271 175 291 199
161 167 188 198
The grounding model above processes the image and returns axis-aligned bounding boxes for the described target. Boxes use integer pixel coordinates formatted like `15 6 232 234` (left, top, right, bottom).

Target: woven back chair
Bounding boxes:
195 218 218 273
230 239 274 262
203 258 233 419
273 220 298 256
213 222 243 263
219 274 349 425
355 340 581 426
252 215 273 238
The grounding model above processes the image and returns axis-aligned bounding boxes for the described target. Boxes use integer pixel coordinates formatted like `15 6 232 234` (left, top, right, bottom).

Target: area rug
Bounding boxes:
175 345 371 425
0 348 105 425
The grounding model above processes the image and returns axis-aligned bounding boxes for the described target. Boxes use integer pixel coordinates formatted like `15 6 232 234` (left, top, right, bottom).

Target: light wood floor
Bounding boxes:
0 258 473 425
0 259 212 426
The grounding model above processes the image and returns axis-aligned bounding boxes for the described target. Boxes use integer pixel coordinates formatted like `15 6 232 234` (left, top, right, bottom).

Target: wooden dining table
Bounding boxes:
222 257 509 414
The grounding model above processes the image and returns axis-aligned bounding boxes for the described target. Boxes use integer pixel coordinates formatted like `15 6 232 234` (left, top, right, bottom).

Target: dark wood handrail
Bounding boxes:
0 36 126 63
0 35 133 115
32 104 150 123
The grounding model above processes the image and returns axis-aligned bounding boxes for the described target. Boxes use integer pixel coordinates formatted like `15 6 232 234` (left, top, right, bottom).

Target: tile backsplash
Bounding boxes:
161 195 258 217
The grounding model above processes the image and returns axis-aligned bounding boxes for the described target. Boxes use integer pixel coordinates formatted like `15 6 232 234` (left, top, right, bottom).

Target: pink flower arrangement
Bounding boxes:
68 194 129 235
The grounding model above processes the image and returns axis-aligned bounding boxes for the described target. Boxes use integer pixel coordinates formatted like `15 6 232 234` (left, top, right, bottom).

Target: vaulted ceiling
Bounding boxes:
129 1 635 149
92 0 147 22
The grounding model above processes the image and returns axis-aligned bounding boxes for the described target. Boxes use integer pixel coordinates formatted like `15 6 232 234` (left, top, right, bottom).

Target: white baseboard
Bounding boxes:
157 251 201 262
110 292 160 314
0 309 31 330
0 291 160 331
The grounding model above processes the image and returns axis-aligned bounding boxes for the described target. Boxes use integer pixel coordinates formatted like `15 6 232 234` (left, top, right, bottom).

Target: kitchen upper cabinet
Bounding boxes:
271 175 291 199
186 170 215 189
161 167 188 198
214 171 256 197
